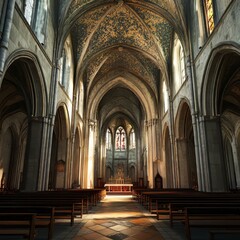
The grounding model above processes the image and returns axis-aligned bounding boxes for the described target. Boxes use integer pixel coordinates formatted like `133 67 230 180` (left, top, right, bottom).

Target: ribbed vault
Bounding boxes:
57 0 185 161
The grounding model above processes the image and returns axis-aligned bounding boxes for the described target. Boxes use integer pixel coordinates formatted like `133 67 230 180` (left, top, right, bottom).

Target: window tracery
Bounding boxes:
115 126 126 151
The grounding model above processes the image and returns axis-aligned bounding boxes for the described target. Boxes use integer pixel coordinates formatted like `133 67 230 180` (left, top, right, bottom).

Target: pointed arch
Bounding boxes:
175 100 198 189
3 50 48 116
49 104 71 189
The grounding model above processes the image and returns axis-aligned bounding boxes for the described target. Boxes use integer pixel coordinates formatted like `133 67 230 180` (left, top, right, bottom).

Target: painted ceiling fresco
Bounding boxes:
64 0 183 117
88 49 158 93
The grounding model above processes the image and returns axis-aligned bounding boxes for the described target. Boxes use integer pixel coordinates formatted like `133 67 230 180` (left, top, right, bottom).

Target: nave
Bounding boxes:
1 192 240 240
51 195 240 240
52 195 181 240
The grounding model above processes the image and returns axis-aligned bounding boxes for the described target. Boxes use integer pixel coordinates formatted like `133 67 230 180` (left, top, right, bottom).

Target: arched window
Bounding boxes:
204 0 215 34
115 126 126 151
172 34 185 94
24 0 48 44
79 82 84 118
59 37 74 99
75 85 84 117
33 0 48 44
106 129 112 150
24 0 35 24
163 80 169 113
129 128 136 149
59 48 70 90
179 44 185 80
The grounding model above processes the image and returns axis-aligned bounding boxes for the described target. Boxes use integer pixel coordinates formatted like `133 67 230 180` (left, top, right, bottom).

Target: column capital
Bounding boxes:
145 118 159 127
88 119 97 130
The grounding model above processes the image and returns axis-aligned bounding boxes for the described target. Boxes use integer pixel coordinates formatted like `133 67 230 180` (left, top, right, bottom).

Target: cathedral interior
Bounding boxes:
0 0 240 193
1 1 240 239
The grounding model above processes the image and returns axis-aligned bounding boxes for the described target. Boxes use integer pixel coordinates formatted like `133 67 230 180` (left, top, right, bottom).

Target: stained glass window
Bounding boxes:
115 126 126 151
205 0 215 34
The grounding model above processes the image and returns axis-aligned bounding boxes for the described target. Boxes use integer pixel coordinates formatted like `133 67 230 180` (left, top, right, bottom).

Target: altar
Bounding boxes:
104 183 133 192
105 163 133 192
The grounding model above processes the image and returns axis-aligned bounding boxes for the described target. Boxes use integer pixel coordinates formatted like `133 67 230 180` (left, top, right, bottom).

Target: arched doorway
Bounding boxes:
202 45 240 190
0 56 46 191
49 106 69 189
175 101 198 189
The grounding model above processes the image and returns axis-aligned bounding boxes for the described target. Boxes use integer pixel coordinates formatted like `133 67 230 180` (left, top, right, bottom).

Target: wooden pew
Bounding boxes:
0 206 55 239
0 199 83 226
0 188 105 226
140 191 240 214
184 207 240 240
0 213 36 240
168 202 240 227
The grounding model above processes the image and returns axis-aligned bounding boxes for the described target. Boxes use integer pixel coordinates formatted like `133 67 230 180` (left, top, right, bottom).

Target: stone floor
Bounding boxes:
52 195 184 240
2 194 240 240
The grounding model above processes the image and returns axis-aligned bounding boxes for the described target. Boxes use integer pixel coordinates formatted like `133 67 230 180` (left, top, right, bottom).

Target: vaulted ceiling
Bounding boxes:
59 0 186 131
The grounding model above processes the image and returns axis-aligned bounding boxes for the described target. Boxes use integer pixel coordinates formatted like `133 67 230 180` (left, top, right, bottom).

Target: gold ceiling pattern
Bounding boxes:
61 0 184 122
85 4 160 62
92 49 157 93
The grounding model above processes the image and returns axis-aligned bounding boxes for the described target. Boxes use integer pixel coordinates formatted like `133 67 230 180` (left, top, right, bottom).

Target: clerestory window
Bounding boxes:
129 128 136 149
106 129 112 150
204 0 215 34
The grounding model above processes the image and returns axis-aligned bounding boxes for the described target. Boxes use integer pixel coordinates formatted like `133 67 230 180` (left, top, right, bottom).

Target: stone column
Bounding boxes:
41 59 60 190
145 118 160 188
200 116 227 191
86 119 96 189
23 116 43 191
175 138 189 188
152 119 161 179
0 0 16 85
232 138 240 188
145 120 152 188
37 116 51 190
186 56 204 191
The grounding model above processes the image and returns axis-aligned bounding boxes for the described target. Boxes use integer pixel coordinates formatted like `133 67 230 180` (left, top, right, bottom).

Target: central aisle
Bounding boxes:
56 195 182 240
52 195 240 240
68 195 183 240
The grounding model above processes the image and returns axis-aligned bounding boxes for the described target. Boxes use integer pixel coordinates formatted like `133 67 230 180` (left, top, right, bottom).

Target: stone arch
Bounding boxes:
201 43 240 116
2 50 48 116
87 75 157 121
175 100 198 189
0 53 47 191
201 43 240 190
49 104 70 189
